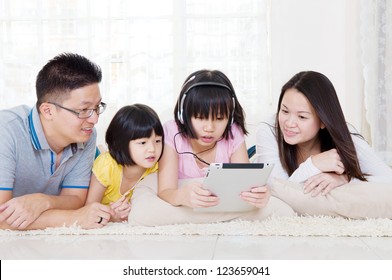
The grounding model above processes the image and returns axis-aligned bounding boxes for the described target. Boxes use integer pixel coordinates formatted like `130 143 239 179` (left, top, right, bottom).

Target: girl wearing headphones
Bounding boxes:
158 69 271 209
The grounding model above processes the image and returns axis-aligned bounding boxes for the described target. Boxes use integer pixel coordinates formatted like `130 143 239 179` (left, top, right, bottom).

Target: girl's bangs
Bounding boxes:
130 118 163 140
188 88 231 119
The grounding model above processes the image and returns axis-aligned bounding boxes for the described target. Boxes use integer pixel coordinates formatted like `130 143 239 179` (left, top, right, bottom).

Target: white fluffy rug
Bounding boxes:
1 216 392 237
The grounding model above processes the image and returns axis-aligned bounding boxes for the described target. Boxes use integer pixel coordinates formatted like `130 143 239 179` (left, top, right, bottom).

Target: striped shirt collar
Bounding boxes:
28 106 85 152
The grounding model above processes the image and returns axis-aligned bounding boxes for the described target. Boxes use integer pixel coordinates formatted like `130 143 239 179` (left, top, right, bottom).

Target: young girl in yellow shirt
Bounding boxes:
86 104 163 223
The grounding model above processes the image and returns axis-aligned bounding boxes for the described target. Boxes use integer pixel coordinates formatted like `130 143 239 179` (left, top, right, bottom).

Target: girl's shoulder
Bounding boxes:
163 120 184 148
92 151 122 188
94 150 112 161
93 151 120 170
221 124 245 152
230 123 245 138
163 120 179 135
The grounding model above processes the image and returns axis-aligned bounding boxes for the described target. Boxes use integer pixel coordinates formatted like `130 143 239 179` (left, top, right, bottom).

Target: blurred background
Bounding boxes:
0 0 390 165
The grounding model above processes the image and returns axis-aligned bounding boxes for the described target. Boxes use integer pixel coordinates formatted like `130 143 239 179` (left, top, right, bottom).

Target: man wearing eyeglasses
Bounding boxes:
0 53 112 230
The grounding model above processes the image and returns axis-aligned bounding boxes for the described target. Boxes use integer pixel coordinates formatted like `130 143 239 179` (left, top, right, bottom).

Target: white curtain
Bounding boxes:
0 0 271 146
360 0 392 165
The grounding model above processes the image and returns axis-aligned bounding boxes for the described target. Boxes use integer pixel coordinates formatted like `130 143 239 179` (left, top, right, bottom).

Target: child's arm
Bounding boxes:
87 174 129 222
158 144 218 208
157 144 179 204
229 141 249 163
85 173 106 204
109 194 131 222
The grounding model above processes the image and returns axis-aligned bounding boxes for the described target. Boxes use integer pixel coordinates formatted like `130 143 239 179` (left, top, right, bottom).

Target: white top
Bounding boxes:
255 121 392 184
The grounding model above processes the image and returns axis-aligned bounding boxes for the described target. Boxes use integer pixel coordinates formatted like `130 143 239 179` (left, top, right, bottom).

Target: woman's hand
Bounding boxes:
304 173 349 197
240 185 271 208
311 149 345 174
182 181 219 208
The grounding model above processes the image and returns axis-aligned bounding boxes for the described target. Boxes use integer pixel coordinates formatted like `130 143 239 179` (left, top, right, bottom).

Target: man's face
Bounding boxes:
49 83 102 148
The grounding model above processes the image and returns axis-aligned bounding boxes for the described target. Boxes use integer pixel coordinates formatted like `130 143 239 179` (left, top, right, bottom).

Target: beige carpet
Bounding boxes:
1 216 392 237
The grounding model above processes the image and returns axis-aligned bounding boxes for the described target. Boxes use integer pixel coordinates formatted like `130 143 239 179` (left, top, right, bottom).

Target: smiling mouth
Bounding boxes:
284 129 297 136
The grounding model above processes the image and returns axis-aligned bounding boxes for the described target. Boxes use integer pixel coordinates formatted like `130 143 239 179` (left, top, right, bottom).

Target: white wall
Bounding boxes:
269 0 363 131
244 0 365 147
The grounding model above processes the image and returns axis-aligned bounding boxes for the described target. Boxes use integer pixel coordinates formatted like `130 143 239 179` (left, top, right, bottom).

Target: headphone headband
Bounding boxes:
183 82 232 96
177 81 235 125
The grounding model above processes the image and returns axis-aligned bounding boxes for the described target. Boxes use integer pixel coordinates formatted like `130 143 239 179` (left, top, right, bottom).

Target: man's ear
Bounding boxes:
39 103 54 120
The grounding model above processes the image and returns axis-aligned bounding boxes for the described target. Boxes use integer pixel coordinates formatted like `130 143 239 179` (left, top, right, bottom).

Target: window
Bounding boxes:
0 0 270 145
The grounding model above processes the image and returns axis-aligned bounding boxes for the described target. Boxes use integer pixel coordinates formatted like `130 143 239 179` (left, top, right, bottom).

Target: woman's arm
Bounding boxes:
256 122 290 182
302 134 392 196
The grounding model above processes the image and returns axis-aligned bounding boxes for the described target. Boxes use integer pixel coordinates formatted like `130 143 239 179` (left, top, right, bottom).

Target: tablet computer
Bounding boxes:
194 163 273 213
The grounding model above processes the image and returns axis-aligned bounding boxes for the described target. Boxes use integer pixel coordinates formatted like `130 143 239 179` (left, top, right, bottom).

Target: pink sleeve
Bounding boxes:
163 120 207 179
230 124 245 152
163 120 177 150
215 124 245 163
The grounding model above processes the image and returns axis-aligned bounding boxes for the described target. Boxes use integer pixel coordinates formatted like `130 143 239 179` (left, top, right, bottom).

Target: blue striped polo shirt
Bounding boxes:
0 105 96 197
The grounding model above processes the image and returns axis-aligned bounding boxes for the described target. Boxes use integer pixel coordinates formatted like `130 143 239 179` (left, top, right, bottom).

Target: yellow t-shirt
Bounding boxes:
92 151 158 205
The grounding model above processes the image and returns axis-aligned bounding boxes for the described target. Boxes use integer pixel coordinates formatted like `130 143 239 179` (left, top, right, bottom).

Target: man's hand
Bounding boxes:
0 193 50 229
71 202 113 229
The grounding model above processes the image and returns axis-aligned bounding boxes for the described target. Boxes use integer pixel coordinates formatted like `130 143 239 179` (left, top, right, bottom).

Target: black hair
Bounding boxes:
276 71 366 181
36 53 102 109
106 104 164 166
174 69 247 139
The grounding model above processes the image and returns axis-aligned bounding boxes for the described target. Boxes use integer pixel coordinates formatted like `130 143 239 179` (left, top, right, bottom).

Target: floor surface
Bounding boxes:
1 234 392 260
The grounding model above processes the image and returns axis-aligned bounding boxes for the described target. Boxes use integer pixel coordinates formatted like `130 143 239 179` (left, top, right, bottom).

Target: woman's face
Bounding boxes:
278 88 325 149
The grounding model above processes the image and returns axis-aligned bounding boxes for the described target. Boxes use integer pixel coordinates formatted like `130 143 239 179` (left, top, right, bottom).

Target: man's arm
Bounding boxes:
0 188 87 229
51 187 88 209
0 201 113 230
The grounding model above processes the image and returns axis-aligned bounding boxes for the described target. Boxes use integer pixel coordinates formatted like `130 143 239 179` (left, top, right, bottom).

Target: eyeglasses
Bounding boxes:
48 102 106 119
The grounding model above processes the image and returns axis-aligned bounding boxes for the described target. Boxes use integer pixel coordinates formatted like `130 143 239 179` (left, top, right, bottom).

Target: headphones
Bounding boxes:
177 76 236 125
